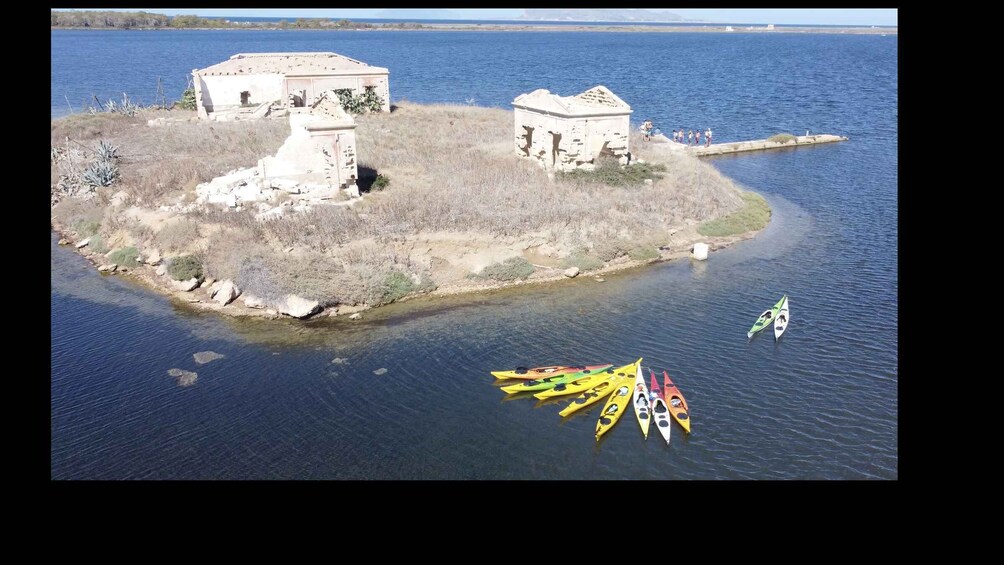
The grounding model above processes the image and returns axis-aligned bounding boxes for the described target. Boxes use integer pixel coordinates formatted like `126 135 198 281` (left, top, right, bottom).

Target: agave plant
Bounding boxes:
96 140 118 161
82 159 120 187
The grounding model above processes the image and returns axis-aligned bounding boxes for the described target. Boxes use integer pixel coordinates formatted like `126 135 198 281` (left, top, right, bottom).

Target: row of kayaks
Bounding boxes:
748 294 790 340
492 358 690 443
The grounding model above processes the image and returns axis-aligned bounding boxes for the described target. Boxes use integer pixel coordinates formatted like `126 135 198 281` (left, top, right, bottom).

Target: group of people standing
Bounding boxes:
672 128 713 147
640 120 714 148
640 119 658 141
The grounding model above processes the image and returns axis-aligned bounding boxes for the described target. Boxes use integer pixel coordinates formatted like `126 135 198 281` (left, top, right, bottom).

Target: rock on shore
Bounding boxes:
279 294 321 318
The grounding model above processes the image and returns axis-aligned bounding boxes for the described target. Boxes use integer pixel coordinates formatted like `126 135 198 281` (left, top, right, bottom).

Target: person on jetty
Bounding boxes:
671 129 678 143
688 130 694 145
641 120 653 141
705 127 713 147
695 129 702 146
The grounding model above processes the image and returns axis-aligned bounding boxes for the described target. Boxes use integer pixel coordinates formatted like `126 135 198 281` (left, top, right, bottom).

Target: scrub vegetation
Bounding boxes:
51 101 766 313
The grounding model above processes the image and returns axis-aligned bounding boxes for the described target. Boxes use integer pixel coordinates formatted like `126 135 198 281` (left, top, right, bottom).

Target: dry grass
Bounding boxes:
52 102 755 308
154 218 201 253
51 109 288 207
53 197 104 236
350 102 745 242
50 112 145 142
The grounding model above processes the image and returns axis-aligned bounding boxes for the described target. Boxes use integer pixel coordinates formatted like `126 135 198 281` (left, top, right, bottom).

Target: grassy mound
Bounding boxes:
698 191 770 236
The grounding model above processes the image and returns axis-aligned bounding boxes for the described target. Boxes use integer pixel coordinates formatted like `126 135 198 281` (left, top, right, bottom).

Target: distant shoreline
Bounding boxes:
51 23 897 35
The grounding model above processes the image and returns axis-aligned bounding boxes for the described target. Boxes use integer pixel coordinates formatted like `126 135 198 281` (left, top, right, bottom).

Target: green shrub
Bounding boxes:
363 270 436 305
371 174 390 191
107 246 140 267
332 87 385 115
560 251 604 272
73 219 101 238
88 234 108 254
176 87 197 111
767 133 797 144
628 246 660 260
559 157 667 187
471 257 535 281
360 86 384 112
380 271 416 304
698 191 771 237
167 254 203 281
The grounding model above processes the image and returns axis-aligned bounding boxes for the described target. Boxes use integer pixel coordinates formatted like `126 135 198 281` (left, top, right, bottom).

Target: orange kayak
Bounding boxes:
662 371 691 434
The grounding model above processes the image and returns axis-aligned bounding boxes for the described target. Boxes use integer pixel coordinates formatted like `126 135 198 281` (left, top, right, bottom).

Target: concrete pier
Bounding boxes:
649 133 847 156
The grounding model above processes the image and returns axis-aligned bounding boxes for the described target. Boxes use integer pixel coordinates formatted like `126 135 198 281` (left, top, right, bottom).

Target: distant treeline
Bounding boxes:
50 11 426 30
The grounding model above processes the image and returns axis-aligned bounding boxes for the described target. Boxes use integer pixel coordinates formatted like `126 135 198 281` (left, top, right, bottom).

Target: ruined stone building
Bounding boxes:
260 90 360 196
192 52 390 120
512 85 632 171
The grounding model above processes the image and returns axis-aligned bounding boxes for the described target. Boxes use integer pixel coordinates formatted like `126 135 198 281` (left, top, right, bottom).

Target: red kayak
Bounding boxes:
663 371 691 433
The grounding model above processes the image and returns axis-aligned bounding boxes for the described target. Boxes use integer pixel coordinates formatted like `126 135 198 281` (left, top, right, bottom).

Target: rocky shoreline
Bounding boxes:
52 219 758 322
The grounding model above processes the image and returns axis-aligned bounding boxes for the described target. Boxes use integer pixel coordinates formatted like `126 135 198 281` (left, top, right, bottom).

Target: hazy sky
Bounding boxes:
69 8 898 26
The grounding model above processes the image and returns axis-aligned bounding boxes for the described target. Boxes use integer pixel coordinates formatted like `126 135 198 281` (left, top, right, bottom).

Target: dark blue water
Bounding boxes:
51 30 897 479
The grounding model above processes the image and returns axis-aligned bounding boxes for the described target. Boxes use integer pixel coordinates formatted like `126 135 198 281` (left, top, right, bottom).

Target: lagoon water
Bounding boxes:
51 29 897 479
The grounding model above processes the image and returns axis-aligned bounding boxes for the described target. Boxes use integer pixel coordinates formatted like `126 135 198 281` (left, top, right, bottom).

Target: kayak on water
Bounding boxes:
491 364 612 380
748 294 787 338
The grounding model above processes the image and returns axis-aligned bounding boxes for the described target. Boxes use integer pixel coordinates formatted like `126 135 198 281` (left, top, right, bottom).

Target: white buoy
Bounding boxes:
692 242 709 261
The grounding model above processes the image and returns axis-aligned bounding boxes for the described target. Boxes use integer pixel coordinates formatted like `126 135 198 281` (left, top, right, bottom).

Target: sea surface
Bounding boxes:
51 29 897 479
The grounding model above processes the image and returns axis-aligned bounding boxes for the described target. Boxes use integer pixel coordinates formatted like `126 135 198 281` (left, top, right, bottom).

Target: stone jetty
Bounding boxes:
650 133 847 157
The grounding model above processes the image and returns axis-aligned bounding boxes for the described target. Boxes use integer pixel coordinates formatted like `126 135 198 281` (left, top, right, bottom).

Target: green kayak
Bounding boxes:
500 364 613 394
748 294 787 338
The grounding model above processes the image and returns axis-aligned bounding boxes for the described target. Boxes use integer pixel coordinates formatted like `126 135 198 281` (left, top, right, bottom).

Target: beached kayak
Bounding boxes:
491 364 611 380
662 371 691 434
748 294 787 338
774 295 790 340
648 369 672 445
533 366 617 399
595 359 641 441
633 364 652 439
500 364 613 393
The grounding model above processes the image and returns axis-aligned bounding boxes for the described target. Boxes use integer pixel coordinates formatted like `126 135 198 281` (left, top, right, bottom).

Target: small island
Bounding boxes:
50 53 770 321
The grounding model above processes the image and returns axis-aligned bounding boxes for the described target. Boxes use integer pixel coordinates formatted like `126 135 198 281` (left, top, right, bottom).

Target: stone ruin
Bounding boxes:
192 52 391 121
512 85 632 172
195 89 360 219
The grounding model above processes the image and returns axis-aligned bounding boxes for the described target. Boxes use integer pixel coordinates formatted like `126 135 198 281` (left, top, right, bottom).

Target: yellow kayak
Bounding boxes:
534 368 611 399
499 364 612 394
594 358 642 440
539 360 633 400
558 375 633 417
491 364 612 380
